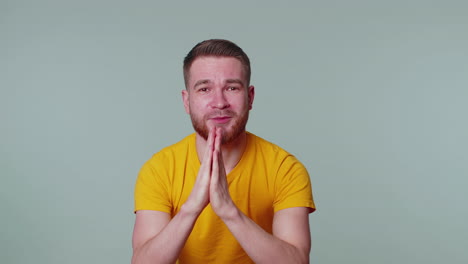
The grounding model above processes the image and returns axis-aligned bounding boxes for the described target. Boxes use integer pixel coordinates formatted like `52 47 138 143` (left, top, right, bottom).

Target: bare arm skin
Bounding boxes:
131 129 216 264
131 209 197 264
210 127 311 264
132 127 312 263
221 207 311 264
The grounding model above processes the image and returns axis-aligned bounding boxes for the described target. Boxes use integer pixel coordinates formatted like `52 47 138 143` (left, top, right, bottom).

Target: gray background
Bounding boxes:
2 0 467 263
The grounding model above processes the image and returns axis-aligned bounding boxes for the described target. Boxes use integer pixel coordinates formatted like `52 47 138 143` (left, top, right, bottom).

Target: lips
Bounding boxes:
210 116 232 124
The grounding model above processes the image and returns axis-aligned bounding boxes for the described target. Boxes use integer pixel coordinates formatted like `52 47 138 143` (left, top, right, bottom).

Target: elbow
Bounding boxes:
293 246 310 264
276 241 309 264
296 254 309 264
131 248 176 264
131 247 146 264
131 251 139 264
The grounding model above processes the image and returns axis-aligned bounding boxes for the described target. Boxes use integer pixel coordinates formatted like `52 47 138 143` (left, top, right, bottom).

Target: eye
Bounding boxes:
198 87 209 93
227 86 239 91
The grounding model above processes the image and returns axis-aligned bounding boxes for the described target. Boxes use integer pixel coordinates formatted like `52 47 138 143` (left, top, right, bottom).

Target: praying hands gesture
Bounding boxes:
132 127 311 264
184 126 236 219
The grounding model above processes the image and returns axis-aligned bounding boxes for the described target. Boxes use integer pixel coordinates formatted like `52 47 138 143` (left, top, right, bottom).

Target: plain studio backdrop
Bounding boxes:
1 1 467 263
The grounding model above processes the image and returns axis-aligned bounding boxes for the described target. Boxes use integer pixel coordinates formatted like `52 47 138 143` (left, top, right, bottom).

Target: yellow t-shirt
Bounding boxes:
134 132 315 264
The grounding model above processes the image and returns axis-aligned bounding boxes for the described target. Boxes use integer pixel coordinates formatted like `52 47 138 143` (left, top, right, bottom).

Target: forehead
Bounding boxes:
188 56 245 86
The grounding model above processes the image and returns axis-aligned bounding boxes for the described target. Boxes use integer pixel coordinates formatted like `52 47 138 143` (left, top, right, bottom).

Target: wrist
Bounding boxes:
180 201 204 218
218 202 241 222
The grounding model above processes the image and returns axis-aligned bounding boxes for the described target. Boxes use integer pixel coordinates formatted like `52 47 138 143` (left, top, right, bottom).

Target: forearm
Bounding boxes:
132 207 199 264
222 209 309 264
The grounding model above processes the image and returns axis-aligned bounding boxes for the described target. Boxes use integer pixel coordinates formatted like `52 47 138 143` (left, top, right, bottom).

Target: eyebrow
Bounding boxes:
226 79 245 86
193 79 245 89
193 79 211 89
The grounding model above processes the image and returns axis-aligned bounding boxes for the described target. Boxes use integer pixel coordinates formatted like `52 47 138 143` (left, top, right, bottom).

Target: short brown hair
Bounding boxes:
183 39 251 88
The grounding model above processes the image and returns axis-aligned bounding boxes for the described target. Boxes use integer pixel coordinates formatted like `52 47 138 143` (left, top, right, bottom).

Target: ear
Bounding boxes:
182 89 190 114
248 85 255 110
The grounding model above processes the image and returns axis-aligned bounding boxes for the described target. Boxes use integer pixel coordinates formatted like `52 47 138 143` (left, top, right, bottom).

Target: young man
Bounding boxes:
132 39 316 264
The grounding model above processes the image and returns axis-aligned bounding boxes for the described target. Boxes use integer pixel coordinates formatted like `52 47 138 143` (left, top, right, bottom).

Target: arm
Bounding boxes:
131 208 199 264
210 128 312 263
132 129 216 264
221 207 311 264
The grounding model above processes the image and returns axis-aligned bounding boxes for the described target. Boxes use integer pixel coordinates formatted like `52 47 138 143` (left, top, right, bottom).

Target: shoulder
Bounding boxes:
247 132 295 160
147 134 195 162
136 133 195 184
139 134 196 174
246 132 308 176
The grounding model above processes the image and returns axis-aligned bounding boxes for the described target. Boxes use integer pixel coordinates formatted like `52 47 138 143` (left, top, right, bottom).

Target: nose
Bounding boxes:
211 90 230 109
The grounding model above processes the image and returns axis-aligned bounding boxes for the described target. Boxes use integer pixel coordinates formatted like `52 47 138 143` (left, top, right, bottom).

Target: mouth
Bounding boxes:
209 116 232 124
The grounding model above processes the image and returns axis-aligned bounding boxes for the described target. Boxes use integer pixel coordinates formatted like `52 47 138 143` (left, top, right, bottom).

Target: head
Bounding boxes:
182 39 255 144
183 39 251 88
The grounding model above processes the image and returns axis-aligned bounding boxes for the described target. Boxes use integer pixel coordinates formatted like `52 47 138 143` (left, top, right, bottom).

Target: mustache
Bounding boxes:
206 110 237 118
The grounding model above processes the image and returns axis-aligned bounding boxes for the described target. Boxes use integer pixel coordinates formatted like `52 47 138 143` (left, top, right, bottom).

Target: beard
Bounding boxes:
190 108 249 145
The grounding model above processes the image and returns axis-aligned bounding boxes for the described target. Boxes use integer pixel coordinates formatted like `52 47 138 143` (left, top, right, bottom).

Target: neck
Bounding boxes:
196 131 248 174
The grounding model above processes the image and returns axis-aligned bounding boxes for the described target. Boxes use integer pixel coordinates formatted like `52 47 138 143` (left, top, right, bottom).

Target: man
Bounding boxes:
132 39 316 264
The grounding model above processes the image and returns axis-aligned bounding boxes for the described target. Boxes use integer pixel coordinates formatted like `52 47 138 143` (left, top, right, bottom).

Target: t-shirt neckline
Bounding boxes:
190 132 253 180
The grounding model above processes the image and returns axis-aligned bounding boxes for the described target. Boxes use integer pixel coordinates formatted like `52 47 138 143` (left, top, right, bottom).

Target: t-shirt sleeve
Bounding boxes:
134 155 172 214
273 155 316 213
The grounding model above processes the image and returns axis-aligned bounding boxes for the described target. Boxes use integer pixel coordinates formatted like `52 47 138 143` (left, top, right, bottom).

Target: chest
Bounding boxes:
170 163 276 226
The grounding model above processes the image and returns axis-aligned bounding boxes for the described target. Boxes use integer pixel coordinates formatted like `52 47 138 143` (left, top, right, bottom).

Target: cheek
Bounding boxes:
189 99 207 114
233 97 250 110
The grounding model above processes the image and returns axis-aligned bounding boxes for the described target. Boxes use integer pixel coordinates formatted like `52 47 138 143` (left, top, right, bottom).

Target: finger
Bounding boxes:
212 147 219 185
206 127 216 157
212 128 225 186
200 127 215 167
198 127 215 182
213 127 222 180
214 127 222 152
215 127 226 170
